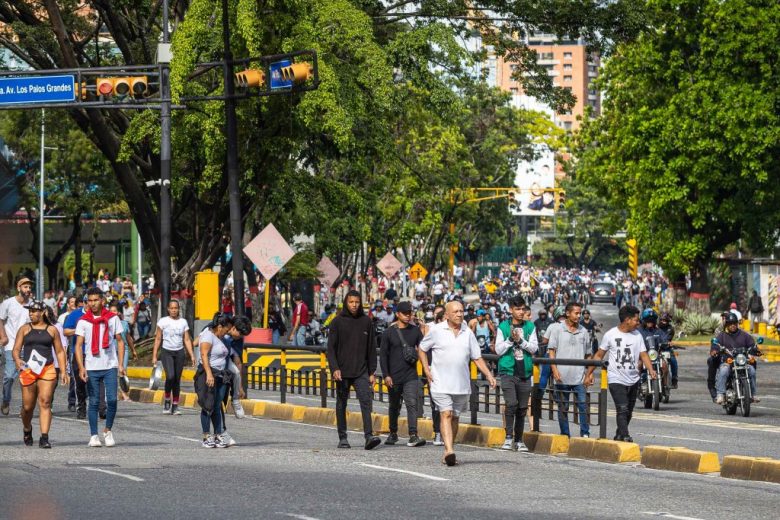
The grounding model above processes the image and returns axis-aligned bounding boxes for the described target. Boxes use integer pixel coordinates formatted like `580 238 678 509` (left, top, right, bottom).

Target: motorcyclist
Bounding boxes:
464 304 477 325
536 306 566 402
469 309 496 353
713 313 760 404
533 309 554 344
637 309 674 386
579 309 602 355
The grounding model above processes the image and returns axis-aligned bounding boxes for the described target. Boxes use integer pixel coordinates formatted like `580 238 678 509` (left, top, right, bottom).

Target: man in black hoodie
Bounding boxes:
327 290 381 450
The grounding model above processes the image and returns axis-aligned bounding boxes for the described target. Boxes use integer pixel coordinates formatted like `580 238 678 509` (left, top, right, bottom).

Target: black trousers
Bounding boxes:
161 348 186 400
335 373 373 439
388 378 420 435
609 382 639 438
501 374 532 441
706 355 719 397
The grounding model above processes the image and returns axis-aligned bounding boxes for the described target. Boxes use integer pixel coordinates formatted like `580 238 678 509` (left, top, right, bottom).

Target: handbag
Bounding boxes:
394 326 419 365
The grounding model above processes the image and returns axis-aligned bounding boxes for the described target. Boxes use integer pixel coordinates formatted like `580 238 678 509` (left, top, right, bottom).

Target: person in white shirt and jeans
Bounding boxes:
74 288 126 448
419 301 496 466
0 276 33 415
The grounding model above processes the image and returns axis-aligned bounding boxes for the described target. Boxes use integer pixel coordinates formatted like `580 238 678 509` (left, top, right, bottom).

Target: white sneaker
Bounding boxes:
515 442 529 452
433 433 444 446
233 399 245 419
500 437 514 450
221 431 237 446
716 394 725 405
88 435 102 447
103 431 116 447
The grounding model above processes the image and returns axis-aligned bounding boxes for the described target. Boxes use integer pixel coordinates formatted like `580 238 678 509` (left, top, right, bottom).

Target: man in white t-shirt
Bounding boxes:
74 288 126 448
586 305 655 443
419 301 496 466
0 276 33 415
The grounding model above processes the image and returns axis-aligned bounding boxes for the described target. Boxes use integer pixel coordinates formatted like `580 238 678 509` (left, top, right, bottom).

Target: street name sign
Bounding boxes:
0 75 76 105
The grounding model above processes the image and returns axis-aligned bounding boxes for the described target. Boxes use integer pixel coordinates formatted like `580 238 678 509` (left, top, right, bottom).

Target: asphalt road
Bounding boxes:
1 389 778 520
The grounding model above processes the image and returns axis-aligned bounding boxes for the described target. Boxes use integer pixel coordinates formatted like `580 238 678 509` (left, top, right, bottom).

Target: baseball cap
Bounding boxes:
16 277 33 289
476 309 486 316
396 301 412 314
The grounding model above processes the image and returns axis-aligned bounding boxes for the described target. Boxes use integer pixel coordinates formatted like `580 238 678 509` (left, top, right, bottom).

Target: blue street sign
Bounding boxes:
0 75 76 105
269 60 292 90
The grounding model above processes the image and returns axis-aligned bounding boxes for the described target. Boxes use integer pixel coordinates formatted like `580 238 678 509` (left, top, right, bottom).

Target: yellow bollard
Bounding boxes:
758 322 768 336
741 319 751 332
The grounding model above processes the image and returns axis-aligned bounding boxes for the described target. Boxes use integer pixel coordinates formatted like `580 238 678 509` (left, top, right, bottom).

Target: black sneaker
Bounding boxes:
385 433 398 445
77 410 86 420
671 379 678 389
68 404 76 412
171 404 181 415
39 435 51 449
163 399 172 415
99 411 106 420
337 438 351 449
364 436 381 450
407 435 426 447
23 429 33 447
623 435 633 443
1 401 9 416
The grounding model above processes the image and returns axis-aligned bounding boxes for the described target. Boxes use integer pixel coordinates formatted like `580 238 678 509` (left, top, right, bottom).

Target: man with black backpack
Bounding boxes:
380 301 426 447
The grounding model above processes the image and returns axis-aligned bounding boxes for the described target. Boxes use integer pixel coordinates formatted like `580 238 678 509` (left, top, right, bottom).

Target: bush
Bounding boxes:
681 312 720 336
672 308 688 326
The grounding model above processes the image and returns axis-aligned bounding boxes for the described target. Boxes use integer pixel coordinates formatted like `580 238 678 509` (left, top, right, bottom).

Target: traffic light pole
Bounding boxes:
159 0 172 311
222 0 245 317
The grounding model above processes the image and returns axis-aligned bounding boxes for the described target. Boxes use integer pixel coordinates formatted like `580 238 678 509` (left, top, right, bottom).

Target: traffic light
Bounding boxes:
75 83 95 101
554 189 566 211
280 62 313 84
627 239 638 278
235 69 265 88
96 76 148 97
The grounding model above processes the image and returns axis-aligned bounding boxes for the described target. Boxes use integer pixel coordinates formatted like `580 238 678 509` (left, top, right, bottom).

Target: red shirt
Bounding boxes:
293 302 309 326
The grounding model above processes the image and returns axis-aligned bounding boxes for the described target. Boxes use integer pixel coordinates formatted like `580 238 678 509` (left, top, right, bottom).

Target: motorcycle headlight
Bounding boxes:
735 353 747 366
648 349 658 361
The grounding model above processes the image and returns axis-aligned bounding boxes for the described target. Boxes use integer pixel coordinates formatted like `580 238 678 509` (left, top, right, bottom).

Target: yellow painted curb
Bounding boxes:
301 407 336 426
522 431 540 452
181 393 198 408
455 424 506 448
750 459 780 484
721 455 772 480
530 433 569 455
568 437 596 459
592 439 641 463
640 445 672 469
666 448 720 474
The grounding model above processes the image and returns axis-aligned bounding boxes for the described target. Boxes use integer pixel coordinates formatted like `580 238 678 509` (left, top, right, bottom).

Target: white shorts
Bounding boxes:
431 393 469 417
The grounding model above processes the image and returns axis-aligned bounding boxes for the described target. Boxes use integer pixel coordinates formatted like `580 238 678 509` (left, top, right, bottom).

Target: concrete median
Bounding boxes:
521 432 569 455
642 446 720 474
592 439 641 463
722 455 780 483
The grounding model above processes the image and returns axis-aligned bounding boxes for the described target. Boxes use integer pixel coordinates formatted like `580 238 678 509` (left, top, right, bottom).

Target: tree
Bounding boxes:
575 0 780 310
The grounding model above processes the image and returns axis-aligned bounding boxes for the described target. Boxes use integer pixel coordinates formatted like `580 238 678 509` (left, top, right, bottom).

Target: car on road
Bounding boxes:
590 281 616 304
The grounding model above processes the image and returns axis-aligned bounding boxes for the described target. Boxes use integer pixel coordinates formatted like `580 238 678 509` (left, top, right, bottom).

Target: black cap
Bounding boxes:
396 301 413 314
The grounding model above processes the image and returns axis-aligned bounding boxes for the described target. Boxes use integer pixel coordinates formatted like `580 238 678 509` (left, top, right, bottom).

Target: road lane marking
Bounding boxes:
80 466 144 482
635 433 718 444
642 513 707 520
276 513 323 520
355 462 449 481
173 435 202 443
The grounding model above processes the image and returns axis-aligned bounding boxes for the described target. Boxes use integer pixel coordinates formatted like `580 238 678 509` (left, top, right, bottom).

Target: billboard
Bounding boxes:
510 145 556 216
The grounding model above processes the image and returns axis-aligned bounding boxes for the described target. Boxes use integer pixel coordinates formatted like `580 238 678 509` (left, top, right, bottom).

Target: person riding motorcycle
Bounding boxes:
579 309 601 355
533 309 554 344
464 304 477 325
637 309 676 387
469 309 496 353
713 313 760 404
658 312 675 339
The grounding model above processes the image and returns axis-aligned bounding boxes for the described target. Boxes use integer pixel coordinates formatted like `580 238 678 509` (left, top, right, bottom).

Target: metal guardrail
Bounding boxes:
241 343 610 438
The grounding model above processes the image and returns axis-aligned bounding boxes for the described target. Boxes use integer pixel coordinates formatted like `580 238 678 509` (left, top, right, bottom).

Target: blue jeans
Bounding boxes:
137 322 151 338
272 330 280 345
3 350 18 403
554 384 590 436
716 364 757 396
294 327 306 346
201 380 228 435
87 368 118 436
667 353 678 380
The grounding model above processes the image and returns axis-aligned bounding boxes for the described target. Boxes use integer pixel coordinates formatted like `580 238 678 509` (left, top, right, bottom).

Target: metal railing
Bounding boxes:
241 343 610 438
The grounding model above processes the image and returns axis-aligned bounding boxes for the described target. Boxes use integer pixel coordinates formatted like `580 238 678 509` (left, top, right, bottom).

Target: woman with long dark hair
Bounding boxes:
12 300 68 448
194 313 235 448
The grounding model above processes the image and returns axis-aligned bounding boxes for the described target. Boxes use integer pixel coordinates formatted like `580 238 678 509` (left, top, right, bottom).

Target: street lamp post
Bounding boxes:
159 0 172 310
38 109 45 299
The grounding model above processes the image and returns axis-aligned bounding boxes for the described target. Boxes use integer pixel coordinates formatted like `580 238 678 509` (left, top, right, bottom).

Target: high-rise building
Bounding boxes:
495 34 601 131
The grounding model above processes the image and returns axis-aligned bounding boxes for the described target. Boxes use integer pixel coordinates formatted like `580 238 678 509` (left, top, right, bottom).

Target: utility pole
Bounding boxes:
222 0 245 316
159 0 172 309
38 109 45 299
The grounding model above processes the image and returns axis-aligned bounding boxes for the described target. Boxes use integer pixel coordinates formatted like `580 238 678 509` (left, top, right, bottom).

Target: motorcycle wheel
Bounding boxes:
726 403 738 415
662 391 670 404
643 393 652 409
740 378 751 417
652 379 661 411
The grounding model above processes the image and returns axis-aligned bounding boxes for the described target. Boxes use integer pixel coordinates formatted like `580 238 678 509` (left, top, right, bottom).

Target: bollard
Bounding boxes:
470 380 479 425
599 366 608 439
280 349 287 404
531 361 541 432
242 348 249 397
319 352 327 408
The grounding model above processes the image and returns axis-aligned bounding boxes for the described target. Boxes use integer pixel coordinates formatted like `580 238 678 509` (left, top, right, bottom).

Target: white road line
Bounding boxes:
276 513 322 520
636 433 718 444
355 462 449 481
79 466 145 482
173 435 202 443
642 512 707 520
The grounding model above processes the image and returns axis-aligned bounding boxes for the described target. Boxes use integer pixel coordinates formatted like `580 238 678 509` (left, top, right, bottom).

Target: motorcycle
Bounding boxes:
639 335 669 410
712 337 763 417
304 324 326 346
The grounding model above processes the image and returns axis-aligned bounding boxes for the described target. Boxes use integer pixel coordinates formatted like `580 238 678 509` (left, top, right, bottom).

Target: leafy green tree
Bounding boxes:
575 0 780 310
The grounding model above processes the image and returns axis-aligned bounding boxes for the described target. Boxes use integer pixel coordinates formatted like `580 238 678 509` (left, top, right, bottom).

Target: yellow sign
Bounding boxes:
408 263 428 281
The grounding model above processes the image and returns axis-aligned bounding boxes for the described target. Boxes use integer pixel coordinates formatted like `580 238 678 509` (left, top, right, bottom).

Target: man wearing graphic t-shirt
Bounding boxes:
586 305 655 442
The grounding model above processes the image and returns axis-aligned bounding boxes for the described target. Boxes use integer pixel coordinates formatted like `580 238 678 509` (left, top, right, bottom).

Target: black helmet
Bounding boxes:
724 312 739 325
582 309 590 316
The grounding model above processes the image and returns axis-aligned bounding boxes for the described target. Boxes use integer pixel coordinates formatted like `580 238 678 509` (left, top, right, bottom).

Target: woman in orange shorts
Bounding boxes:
12 300 68 448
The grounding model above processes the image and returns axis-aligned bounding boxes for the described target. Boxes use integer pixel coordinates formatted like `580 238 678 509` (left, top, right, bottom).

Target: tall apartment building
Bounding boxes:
495 34 601 131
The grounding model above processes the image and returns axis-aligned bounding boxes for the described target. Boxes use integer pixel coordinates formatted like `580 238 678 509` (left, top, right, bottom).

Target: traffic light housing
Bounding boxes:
627 239 638 278
235 69 265 88
554 189 566 211
96 76 148 97
280 62 313 84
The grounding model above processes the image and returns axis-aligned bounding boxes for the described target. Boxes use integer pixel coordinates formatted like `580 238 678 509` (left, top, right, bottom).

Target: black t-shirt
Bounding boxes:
379 324 423 384
384 288 398 301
